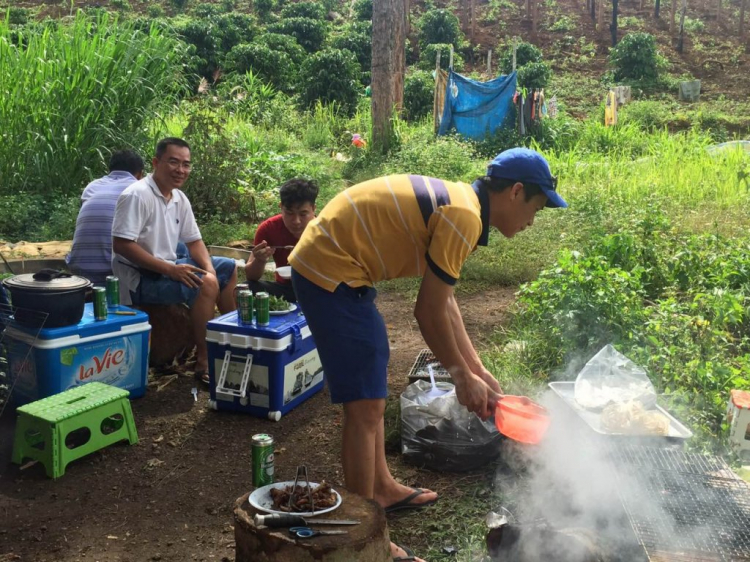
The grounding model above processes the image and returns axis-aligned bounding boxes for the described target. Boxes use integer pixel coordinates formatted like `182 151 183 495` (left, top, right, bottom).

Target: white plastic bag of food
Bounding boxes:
574 344 656 410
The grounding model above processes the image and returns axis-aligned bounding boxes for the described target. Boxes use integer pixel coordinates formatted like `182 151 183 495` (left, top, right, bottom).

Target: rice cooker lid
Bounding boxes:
3 273 91 291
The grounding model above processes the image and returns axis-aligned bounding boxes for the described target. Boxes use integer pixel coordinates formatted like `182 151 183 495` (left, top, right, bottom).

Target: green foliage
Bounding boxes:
517 61 551 89
387 134 479 180
299 49 361 114
225 43 296 92
683 16 706 33
253 0 276 20
548 15 575 32
170 0 190 13
417 8 464 50
418 43 465 71
403 70 434 122
268 17 327 52
7 7 31 25
281 1 326 20
174 18 220 79
329 30 371 83
0 12 187 199
608 32 666 83
500 41 542 73
255 32 306 64
353 0 372 21
147 5 166 18
215 13 257 53
111 0 132 11
191 3 225 17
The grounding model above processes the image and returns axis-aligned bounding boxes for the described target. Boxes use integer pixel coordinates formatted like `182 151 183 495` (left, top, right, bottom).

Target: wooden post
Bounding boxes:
670 0 677 35
677 0 687 52
612 0 619 46
433 50 441 133
487 49 492 74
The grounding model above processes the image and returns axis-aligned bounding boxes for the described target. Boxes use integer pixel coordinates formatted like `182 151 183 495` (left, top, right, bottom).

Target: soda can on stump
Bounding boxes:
238 290 254 326
252 433 275 487
105 276 120 308
93 287 108 321
255 292 270 326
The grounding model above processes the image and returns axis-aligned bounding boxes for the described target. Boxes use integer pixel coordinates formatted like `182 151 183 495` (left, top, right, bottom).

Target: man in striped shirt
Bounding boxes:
66 150 144 284
289 148 567 562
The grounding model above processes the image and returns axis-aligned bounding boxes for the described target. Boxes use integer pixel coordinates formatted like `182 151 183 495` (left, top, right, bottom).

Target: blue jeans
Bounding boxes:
131 257 236 307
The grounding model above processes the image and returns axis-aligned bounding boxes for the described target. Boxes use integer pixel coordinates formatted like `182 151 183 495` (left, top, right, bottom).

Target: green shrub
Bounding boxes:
548 15 574 32
329 31 371 82
191 3 225 17
387 135 479 180
608 32 666 83
255 32 306 64
353 0 372 20
281 1 326 20
225 43 296 92
618 100 670 130
8 7 31 25
500 41 542 73
683 16 705 33
147 5 166 17
418 8 463 49
215 12 257 53
268 17 327 52
418 43 464 71
517 61 551 89
253 0 276 20
403 70 434 122
174 18 220 79
170 0 190 13
299 49 361 114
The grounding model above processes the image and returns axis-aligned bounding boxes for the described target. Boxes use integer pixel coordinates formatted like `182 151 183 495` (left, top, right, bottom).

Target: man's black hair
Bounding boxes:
109 150 144 176
279 179 319 209
155 137 191 159
477 176 544 203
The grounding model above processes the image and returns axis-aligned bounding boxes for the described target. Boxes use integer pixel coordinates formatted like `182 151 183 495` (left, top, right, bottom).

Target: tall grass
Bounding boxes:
0 12 188 197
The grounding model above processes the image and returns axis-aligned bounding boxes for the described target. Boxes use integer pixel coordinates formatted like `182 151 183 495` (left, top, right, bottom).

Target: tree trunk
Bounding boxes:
612 0 619 45
526 0 531 18
677 0 687 52
670 0 677 35
598 0 605 33
371 0 406 153
470 0 476 43
741 0 747 38
655 0 661 17
532 0 539 34
590 0 596 25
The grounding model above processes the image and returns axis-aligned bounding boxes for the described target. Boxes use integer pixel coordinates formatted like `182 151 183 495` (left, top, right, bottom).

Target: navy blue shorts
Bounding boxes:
292 269 389 404
131 257 236 307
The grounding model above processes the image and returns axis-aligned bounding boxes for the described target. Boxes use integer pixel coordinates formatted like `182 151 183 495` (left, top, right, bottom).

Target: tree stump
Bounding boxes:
133 304 194 367
234 488 391 562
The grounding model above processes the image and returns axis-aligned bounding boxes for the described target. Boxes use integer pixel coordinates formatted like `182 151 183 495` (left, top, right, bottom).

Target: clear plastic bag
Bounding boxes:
400 380 502 472
574 344 656 410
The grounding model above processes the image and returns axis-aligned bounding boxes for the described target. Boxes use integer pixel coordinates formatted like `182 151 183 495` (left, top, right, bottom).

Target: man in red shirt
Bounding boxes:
244 179 318 302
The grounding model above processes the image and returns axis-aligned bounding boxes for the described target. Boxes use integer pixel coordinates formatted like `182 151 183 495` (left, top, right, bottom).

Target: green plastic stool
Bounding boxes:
11 382 139 479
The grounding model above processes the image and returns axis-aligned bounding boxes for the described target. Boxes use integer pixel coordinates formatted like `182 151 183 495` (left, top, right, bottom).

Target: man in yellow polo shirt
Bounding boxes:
289 148 567 562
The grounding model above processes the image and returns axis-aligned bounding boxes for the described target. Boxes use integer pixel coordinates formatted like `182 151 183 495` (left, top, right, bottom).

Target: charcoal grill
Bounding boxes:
406 349 451 384
612 444 750 561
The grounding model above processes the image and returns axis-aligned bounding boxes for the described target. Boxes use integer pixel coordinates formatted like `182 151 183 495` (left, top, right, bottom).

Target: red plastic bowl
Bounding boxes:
495 395 550 445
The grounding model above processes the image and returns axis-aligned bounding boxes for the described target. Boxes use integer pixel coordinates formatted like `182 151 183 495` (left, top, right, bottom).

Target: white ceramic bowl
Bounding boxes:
276 266 292 279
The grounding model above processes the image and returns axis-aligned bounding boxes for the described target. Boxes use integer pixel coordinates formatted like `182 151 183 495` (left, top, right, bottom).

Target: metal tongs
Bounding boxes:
288 465 315 514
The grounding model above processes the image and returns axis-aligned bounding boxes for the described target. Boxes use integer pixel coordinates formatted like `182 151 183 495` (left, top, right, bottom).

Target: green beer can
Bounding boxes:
238 290 254 326
105 275 120 309
93 287 107 321
255 292 270 326
251 433 274 487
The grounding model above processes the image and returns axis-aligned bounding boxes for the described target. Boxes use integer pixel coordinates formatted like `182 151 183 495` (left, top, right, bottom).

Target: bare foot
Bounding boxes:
391 542 426 561
376 482 438 511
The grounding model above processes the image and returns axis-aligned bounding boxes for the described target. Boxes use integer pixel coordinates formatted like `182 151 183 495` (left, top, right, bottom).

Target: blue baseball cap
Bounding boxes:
486 148 567 208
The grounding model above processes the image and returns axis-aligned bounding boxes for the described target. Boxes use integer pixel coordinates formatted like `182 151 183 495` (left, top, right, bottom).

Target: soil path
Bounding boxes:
0 288 515 562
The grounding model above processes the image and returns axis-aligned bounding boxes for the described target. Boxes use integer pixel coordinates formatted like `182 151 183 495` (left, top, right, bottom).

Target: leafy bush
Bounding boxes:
418 8 464 50
329 31 371 83
147 5 166 17
387 135 479 180
299 49 361 114
418 43 465 71
215 12 257 53
548 15 575 32
281 1 326 20
618 100 671 130
353 0 373 20
225 43 296 92
8 7 31 25
683 17 705 33
517 61 551 89
111 0 132 11
253 0 276 20
268 17 327 52
403 70 434 122
191 2 224 16
608 32 666 83
255 32 306 64
500 41 542 73
174 18 220 79
170 0 190 13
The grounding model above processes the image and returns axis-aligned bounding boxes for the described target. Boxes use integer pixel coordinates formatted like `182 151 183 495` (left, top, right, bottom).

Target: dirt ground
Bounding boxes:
0 288 515 562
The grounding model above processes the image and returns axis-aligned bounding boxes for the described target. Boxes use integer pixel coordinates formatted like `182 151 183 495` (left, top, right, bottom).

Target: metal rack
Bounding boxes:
406 349 451 384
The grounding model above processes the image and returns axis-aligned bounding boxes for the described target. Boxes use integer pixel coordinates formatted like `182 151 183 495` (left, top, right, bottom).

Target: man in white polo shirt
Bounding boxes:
111 137 237 382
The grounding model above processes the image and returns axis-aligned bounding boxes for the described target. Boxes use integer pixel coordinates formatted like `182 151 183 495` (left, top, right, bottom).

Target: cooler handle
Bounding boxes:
288 325 302 353
216 350 253 398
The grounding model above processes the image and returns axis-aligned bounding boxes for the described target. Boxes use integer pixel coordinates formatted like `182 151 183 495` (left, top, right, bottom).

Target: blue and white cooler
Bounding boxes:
6 304 151 406
205 309 324 420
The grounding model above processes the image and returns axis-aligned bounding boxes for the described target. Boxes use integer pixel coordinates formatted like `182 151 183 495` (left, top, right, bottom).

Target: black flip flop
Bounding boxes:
195 370 209 385
384 487 438 514
393 545 417 561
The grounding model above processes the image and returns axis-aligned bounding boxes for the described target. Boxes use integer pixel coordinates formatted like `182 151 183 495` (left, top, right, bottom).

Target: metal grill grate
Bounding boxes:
406 349 451 384
612 445 750 561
